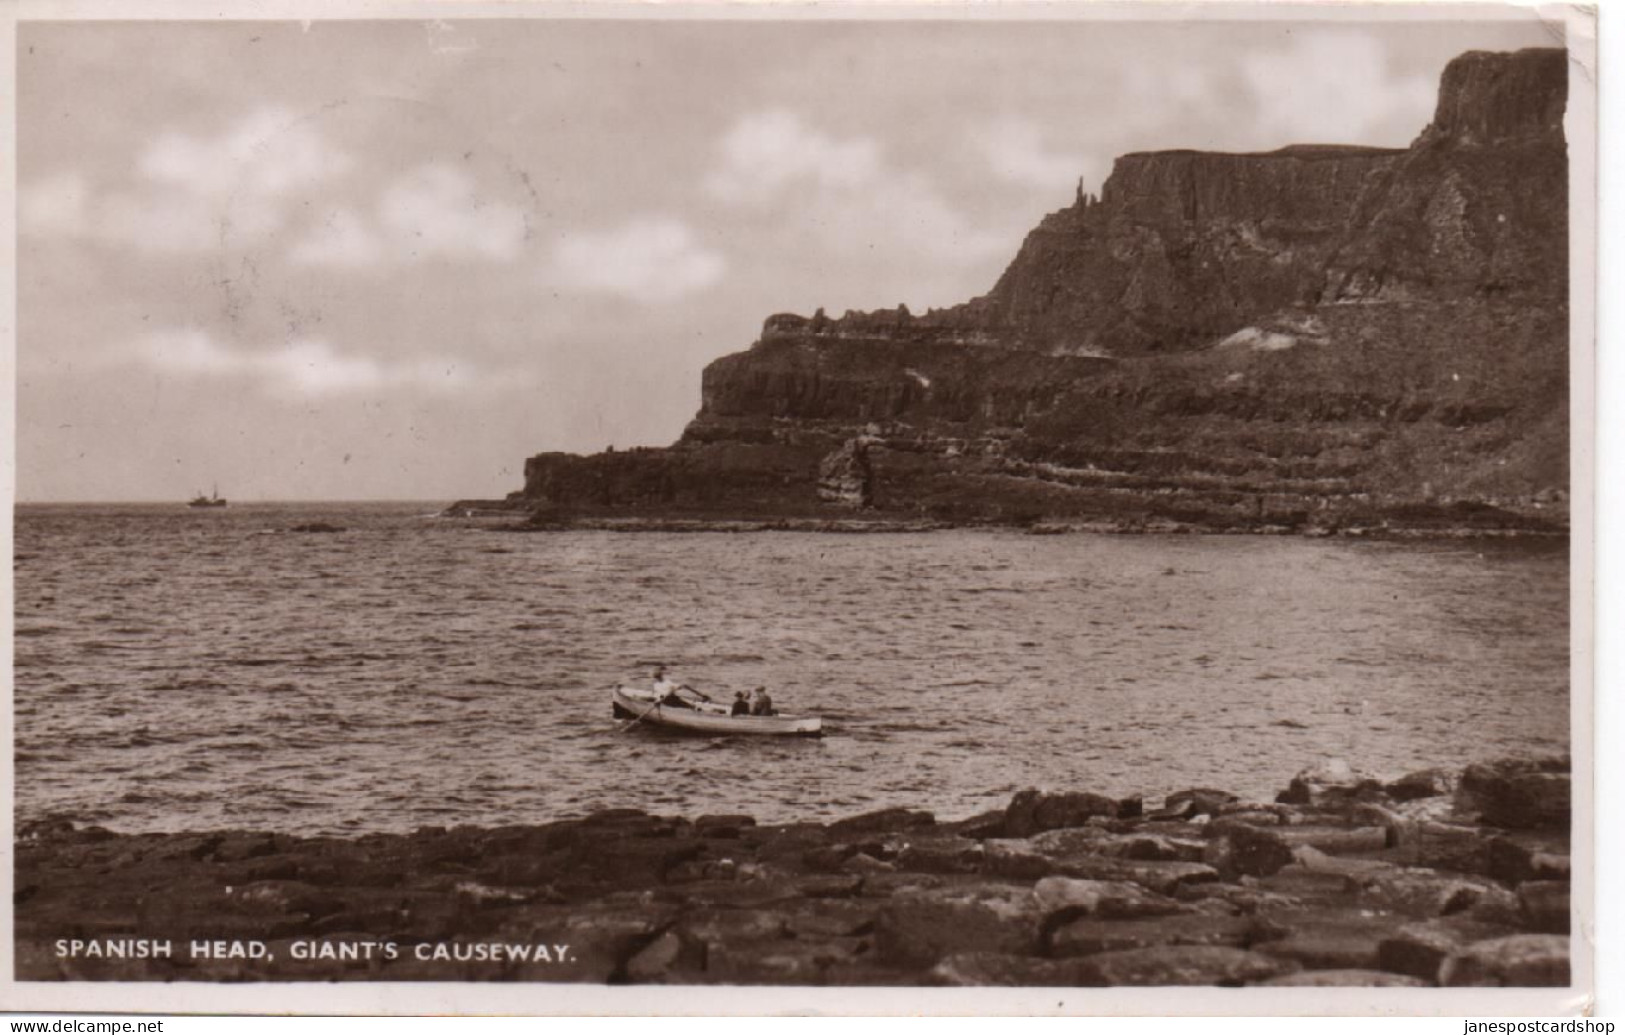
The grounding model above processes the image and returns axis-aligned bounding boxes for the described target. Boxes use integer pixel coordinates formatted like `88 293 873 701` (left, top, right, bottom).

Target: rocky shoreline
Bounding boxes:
440 504 1566 541
14 756 1573 986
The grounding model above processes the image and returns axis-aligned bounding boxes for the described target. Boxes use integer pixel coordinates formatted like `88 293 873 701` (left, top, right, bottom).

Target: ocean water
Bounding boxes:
12 503 1570 836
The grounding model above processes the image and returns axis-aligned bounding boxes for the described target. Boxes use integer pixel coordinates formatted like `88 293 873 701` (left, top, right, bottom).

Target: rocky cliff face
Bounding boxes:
518 48 1570 534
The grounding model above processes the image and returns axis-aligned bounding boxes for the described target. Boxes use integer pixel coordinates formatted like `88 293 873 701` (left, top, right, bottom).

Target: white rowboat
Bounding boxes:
611 686 822 737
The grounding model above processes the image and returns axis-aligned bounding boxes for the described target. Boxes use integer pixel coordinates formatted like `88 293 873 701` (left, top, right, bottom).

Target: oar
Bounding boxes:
616 689 662 733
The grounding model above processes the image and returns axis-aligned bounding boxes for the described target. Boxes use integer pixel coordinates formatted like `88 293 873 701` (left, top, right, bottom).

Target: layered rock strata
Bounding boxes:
16 756 1572 986
513 49 1569 536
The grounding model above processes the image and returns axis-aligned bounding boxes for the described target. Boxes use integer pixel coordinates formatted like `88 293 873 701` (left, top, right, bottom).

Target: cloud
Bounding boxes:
377 164 528 262
286 167 530 269
139 106 350 201
288 206 383 267
974 117 1107 194
704 110 1008 270
704 109 881 205
548 216 725 303
22 107 350 254
1243 32 1436 144
19 170 91 236
129 328 489 398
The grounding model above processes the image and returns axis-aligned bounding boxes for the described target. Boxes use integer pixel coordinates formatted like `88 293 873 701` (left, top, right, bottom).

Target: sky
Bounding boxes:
13 13 1560 502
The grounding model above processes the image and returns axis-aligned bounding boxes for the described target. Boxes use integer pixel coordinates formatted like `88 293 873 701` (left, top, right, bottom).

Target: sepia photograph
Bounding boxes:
3 1 1597 1016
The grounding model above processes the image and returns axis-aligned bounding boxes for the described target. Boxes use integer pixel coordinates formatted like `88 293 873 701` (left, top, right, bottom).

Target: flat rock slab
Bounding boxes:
1518 881 1571 934
1073 945 1300 986
1457 764 1570 830
1252 911 1411 970
706 936 871 983
929 952 1101 987
1032 876 1187 919
1004 790 1120 839
1441 934 1571 987
1359 870 1519 919
1048 914 1261 958
1255 969 1431 987
1053 857 1221 896
1377 917 1521 982
873 883 1042 966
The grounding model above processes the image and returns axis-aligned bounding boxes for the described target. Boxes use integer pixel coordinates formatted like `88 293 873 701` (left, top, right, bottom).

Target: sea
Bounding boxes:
11 502 1572 836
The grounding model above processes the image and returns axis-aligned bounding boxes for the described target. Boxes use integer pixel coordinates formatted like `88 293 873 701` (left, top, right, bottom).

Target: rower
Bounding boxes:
651 665 708 709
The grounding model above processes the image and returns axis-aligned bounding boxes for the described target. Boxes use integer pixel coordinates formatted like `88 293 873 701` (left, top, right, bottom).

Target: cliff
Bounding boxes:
514 48 1569 535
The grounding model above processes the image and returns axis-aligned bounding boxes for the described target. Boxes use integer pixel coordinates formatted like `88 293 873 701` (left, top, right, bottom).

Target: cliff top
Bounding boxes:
1116 144 1403 162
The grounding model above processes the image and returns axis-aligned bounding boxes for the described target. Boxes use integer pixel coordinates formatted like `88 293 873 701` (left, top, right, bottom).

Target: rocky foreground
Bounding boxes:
15 756 1572 986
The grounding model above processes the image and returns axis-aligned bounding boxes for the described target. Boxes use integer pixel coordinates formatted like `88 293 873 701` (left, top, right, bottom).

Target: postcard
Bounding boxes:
2 0 1598 1017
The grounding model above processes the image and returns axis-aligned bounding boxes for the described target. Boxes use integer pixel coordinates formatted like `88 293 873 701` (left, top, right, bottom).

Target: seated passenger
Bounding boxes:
750 686 775 716
730 691 750 716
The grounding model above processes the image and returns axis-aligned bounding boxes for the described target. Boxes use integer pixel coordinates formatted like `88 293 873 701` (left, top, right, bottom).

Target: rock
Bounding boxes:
894 838 984 875
1385 768 1459 802
707 936 870 983
693 814 757 839
1054 857 1221 896
795 875 865 899
510 904 676 983
1289 845 1399 885
1487 836 1572 884
1252 914 1405 971
1047 914 1260 958
817 438 876 509
929 952 1098 986
1003 789 1119 838
1358 870 1517 919
1455 758 1571 829
1271 826 1389 856
1253 867 1363 908
1145 789 1240 820
1517 881 1570 934
1202 824 1295 880
840 852 896 875
677 908 788 951
1440 934 1571 987
227 881 341 919
1031 877 1187 919
939 809 1007 839
1256 969 1430 987
623 930 698 983
873 884 1042 966
1092 834 1207 863
454 881 533 908
1377 917 1521 982
979 843 1061 880
827 807 935 837
778 901 878 940
1276 761 1387 809
213 833 281 863
1022 826 1113 853
802 845 859 873
1072 945 1299 986
1383 819 1496 874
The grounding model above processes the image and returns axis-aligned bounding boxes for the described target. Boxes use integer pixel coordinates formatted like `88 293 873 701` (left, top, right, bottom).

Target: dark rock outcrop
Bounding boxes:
505 48 1568 536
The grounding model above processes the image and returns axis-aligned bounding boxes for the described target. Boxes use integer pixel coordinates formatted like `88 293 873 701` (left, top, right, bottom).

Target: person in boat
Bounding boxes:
651 666 709 709
730 691 750 716
750 686 775 716
651 666 688 708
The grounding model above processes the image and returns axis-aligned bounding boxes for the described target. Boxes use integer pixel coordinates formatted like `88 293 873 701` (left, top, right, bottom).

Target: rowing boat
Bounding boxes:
610 686 822 737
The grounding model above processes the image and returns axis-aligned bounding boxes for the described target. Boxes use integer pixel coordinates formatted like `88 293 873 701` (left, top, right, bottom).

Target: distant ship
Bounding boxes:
187 485 228 508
